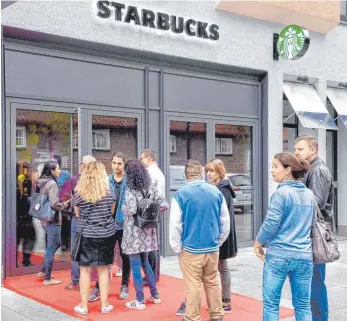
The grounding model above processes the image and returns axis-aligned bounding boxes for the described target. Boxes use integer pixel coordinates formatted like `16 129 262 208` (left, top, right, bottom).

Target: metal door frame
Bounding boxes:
163 112 261 256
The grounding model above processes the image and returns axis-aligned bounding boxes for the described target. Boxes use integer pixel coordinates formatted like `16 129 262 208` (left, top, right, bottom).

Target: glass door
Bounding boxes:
214 122 254 243
10 103 78 276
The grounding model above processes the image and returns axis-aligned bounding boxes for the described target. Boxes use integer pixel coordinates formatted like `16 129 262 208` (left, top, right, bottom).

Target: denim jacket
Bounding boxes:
109 174 127 230
256 180 316 261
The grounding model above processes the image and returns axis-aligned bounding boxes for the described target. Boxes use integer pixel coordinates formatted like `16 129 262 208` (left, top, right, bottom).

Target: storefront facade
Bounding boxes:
1 1 347 279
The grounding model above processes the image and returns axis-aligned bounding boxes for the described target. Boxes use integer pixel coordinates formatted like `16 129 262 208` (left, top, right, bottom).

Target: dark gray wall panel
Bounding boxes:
148 110 160 158
5 50 145 108
163 73 259 116
149 71 160 109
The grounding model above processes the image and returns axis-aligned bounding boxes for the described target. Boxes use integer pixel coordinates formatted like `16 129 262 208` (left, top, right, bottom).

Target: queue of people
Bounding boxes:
30 135 336 321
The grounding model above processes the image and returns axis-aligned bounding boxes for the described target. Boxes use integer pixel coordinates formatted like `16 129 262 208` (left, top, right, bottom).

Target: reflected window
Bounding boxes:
215 138 233 155
92 129 110 150
169 135 177 153
16 126 27 148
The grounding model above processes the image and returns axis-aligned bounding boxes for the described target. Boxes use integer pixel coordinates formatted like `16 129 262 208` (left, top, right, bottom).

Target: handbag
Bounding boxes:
133 190 160 228
311 203 340 264
28 185 56 222
71 201 97 261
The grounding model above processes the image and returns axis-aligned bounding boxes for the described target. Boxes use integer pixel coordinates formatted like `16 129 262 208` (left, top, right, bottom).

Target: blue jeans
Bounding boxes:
129 252 159 303
70 216 80 285
41 225 61 281
263 254 313 321
311 264 328 321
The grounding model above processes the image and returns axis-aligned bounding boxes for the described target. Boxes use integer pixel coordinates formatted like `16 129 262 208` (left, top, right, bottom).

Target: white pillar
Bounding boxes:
268 71 283 196
315 78 327 162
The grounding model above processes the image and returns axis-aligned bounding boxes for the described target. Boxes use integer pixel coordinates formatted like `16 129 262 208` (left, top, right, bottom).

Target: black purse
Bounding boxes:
71 202 97 261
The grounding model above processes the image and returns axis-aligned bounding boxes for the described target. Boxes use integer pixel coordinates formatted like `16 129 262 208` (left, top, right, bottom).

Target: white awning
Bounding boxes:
283 82 337 130
326 87 347 128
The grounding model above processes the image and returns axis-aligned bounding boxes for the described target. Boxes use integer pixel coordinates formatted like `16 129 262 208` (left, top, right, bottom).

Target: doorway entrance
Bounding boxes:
7 101 144 277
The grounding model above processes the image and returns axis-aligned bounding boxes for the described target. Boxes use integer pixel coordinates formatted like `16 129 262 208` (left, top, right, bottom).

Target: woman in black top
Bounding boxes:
73 161 116 315
206 159 237 314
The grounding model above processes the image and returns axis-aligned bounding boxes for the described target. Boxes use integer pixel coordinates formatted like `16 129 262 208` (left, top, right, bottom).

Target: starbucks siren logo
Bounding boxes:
277 25 310 60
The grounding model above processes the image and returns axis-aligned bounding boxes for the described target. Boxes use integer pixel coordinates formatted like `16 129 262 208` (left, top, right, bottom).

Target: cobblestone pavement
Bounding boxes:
2 238 347 321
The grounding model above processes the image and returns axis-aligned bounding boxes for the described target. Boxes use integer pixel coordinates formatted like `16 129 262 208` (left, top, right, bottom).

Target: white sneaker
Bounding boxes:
101 305 114 314
125 300 146 310
37 272 45 278
74 305 88 315
43 279 62 286
147 296 161 304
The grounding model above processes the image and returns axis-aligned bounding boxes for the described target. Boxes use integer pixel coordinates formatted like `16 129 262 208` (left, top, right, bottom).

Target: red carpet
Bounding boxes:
4 270 294 321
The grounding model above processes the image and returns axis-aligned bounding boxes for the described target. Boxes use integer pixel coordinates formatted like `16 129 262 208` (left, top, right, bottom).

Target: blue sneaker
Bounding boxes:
223 304 232 313
88 287 100 302
176 301 186 316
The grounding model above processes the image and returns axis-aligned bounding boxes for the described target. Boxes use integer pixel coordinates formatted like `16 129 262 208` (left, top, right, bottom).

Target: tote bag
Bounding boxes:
311 204 340 264
28 187 55 222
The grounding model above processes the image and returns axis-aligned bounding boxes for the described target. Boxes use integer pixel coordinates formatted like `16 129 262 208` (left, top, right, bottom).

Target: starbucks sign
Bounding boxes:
277 25 310 60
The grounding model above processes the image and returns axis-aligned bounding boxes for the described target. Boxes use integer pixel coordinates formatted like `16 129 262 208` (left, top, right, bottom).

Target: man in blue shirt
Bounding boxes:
170 159 230 321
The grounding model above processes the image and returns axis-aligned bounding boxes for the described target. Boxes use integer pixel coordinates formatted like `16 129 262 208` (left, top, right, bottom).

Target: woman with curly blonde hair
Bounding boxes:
73 161 116 315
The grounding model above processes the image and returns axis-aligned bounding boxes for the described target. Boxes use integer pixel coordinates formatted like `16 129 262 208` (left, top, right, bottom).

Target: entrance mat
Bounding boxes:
4 270 294 321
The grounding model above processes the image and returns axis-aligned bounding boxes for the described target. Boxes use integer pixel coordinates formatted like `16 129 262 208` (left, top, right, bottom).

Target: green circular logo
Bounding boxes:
277 25 310 60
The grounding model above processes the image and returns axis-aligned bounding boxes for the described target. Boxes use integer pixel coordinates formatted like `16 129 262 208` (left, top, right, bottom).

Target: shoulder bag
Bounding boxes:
28 185 56 222
71 201 97 261
311 203 340 264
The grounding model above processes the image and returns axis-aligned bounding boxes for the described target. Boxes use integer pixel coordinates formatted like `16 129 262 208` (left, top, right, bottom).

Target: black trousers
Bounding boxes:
140 250 160 282
115 229 131 287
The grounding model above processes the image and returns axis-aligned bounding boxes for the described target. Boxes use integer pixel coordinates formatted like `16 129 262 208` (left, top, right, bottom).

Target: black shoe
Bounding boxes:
176 301 186 316
22 262 34 267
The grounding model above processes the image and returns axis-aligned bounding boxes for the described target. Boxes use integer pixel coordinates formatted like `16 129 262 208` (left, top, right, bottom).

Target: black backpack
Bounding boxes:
134 190 160 228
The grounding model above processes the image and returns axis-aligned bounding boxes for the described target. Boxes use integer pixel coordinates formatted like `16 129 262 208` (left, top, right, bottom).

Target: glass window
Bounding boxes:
283 98 297 125
215 124 253 242
283 127 297 152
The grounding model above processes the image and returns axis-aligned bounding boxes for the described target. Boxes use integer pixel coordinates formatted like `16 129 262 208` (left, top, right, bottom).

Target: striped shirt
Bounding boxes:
75 192 116 238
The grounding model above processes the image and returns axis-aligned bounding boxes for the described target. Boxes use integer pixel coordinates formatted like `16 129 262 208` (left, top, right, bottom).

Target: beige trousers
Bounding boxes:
179 250 224 321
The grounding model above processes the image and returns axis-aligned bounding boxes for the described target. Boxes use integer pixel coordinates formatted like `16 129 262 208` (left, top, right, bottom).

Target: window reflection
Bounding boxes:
16 110 77 267
215 124 253 242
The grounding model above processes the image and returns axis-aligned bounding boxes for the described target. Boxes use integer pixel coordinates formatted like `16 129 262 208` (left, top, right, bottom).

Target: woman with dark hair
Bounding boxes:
36 160 65 285
121 160 168 310
254 153 316 321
